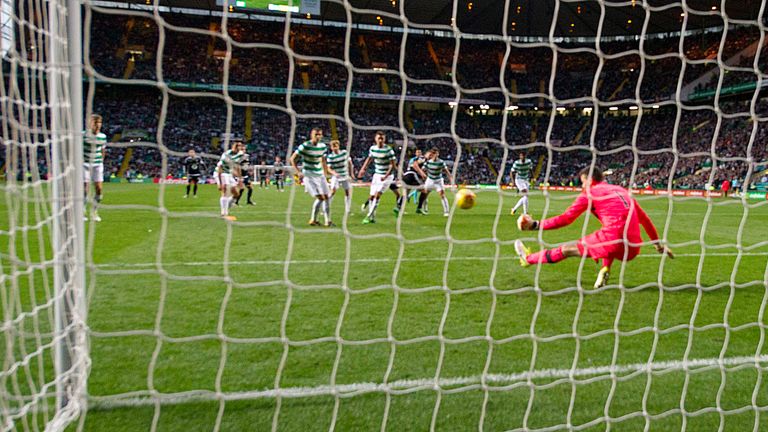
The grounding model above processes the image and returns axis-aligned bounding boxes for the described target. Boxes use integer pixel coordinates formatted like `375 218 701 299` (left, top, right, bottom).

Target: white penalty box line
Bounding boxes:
93 252 768 269
88 354 768 409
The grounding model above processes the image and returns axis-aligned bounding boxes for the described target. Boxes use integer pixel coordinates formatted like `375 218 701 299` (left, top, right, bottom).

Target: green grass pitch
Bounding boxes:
2 183 768 431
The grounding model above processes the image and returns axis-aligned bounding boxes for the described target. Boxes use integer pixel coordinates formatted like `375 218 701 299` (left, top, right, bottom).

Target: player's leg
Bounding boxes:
83 166 90 221
515 242 581 267
417 189 430 214
92 165 104 221
438 188 449 217
365 192 382 222
342 181 352 214
511 188 528 215
218 183 228 217
185 180 191 197
246 184 254 205
363 177 380 223
390 181 403 214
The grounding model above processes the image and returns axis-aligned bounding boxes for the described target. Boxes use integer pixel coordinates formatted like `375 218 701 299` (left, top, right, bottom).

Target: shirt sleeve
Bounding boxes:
634 200 659 242
540 192 589 230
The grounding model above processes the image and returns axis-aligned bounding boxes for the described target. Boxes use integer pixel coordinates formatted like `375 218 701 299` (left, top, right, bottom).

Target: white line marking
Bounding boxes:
88 354 768 409
93 252 768 269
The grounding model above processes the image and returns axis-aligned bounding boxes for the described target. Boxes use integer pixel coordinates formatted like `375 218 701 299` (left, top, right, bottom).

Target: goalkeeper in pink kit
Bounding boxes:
515 167 674 288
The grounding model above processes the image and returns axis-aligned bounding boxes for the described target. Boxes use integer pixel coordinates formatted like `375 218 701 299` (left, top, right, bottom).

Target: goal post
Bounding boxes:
49 0 88 427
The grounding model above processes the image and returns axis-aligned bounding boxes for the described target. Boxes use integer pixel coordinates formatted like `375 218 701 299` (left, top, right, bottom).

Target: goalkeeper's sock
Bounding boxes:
247 187 253 203
526 246 566 265
522 195 529 214
186 184 190 196
193 183 198 195
311 199 321 222
235 193 241 204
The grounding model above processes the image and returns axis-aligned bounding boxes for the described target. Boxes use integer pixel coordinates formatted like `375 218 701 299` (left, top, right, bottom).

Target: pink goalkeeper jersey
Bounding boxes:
541 181 659 245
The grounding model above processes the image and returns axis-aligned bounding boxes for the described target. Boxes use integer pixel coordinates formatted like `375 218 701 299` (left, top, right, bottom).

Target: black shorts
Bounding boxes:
242 175 251 186
188 174 201 182
402 171 424 188
274 173 284 180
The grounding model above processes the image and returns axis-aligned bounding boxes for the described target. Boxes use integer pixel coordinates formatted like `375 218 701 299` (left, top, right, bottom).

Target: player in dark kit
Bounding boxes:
258 162 270 189
273 156 285 191
235 152 255 206
183 149 206 198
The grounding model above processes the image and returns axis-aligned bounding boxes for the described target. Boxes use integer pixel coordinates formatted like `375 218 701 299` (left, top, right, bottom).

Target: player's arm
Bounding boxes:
519 193 589 231
289 149 303 179
323 156 337 178
383 158 395 179
357 157 371 178
635 200 674 258
348 159 356 180
443 166 453 185
413 159 427 179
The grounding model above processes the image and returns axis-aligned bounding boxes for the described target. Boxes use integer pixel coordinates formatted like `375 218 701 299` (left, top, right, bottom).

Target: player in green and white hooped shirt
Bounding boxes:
417 148 454 216
216 140 245 220
357 131 397 224
510 152 534 216
327 140 356 214
290 128 337 227
83 114 107 222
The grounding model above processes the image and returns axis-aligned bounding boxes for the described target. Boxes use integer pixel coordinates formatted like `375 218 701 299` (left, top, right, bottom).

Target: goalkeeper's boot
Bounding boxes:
594 267 610 289
514 240 531 268
415 208 425 215
362 217 375 224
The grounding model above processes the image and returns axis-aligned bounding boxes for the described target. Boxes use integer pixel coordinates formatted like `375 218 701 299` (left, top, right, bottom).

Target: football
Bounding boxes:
456 189 476 209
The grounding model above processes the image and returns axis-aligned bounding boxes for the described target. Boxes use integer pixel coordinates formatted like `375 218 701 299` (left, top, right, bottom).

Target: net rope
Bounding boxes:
3 0 768 430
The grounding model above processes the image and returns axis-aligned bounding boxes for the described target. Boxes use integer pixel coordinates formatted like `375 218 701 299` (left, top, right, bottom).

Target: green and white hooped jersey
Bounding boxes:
218 150 244 175
327 150 350 179
368 145 396 175
512 158 533 180
83 130 107 165
425 158 446 180
294 141 327 177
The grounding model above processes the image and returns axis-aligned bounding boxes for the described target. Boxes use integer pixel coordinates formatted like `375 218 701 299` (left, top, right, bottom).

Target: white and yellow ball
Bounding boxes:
456 189 476 210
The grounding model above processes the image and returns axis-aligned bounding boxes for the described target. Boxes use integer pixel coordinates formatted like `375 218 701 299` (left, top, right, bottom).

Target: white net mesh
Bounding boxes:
3 0 768 430
1 0 87 430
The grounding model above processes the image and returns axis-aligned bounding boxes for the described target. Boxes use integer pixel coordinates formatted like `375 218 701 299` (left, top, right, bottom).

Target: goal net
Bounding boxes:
3 0 768 430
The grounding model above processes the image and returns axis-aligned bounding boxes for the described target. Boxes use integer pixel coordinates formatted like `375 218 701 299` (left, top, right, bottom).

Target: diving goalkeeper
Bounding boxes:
514 166 674 288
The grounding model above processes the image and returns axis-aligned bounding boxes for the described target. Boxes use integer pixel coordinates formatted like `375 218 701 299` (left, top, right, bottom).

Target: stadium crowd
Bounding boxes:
4 10 768 191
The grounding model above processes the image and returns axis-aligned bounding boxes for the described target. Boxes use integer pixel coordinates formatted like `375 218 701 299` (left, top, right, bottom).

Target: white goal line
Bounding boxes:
89 354 768 410
93 252 768 269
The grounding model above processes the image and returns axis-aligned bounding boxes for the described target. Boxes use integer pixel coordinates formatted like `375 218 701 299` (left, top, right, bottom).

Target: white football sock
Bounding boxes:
220 197 228 216
522 195 529 214
311 199 321 222
367 198 379 218
344 195 351 213
322 200 330 224
441 196 450 214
